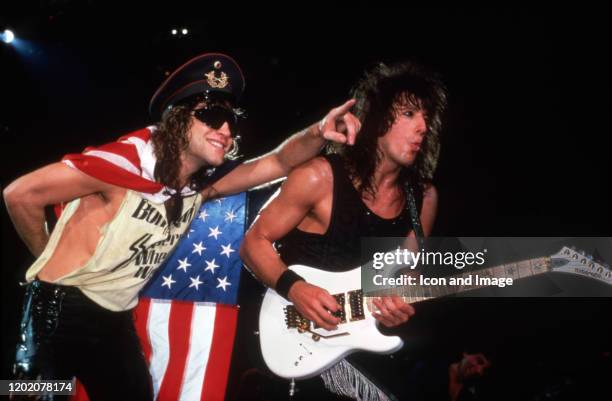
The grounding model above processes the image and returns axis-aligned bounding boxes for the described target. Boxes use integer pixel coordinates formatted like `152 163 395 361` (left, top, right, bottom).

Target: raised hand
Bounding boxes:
318 99 361 145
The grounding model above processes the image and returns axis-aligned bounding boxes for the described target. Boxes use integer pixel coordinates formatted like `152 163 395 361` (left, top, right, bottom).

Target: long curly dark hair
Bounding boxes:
330 60 448 198
152 104 192 192
152 98 242 224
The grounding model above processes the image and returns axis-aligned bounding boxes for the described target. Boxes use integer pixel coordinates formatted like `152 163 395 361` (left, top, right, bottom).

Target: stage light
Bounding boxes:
171 29 177 35
181 28 188 35
2 29 15 44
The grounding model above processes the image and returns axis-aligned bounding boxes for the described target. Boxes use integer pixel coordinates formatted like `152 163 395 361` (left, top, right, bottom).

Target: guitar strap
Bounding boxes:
405 184 425 249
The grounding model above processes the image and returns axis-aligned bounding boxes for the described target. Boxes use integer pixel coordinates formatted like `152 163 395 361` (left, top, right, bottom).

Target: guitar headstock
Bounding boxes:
549 246 612 285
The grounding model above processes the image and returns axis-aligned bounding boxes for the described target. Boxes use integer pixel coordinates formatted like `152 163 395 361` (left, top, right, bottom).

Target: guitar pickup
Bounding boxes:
331 293 347 323
348 289 365 321
312 293 346 329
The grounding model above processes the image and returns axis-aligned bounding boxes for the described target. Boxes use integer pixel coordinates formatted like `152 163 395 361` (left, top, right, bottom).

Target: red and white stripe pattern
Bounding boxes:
62 127 160 190
133 298 238 401
62 127 196 203
64 128 241 401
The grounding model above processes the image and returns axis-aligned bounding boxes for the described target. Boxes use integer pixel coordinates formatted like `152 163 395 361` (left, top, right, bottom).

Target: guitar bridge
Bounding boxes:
285 305 310 330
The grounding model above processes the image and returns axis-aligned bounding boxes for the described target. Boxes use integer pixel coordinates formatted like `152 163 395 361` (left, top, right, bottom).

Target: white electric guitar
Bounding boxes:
259 246 612 379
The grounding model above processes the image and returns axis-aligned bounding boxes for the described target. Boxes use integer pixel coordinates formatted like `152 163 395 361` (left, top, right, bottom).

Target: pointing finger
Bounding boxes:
330 99 356 118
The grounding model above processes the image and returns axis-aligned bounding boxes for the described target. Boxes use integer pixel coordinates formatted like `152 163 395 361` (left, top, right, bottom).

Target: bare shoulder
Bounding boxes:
423 183 437 199
4 162 123 206
287 156 332 186
279 157 333 206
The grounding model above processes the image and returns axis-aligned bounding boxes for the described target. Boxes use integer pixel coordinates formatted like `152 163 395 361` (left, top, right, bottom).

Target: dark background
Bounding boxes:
1 2 610 400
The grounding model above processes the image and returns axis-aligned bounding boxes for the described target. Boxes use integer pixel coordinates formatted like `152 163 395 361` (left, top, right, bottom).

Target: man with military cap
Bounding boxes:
3 53 360 400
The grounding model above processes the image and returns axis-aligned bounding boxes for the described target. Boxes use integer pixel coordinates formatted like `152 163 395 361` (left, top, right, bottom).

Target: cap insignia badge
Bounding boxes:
205 70 229 89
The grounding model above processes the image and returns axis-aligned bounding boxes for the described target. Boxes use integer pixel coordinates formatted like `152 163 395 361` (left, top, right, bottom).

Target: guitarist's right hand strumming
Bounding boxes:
289 279 415 331
288 281 342 331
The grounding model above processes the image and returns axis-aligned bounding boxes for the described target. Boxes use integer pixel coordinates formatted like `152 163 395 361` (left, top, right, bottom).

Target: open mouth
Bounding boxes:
207 139 226 150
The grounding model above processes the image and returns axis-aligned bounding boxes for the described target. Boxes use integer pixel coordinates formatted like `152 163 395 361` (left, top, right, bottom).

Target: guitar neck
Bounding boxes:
366 256 551 307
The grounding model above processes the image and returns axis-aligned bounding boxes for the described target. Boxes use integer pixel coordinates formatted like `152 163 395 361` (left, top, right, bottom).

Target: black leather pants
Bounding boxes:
13 280 153 401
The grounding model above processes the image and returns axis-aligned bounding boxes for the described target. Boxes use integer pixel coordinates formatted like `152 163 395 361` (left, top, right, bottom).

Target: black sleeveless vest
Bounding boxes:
276 154 422 272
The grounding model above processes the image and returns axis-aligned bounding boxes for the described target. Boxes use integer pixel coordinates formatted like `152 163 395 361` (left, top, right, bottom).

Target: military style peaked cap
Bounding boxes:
149 53 245 120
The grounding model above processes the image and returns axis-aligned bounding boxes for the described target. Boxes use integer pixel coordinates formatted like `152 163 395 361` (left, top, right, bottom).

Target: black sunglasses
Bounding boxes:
193 106 240 136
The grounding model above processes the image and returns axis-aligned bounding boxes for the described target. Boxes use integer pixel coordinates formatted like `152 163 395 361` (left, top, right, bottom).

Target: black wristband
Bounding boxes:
275 270 305 300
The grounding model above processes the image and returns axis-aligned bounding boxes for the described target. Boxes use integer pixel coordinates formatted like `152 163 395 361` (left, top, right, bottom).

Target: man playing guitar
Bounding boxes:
240 60 448 400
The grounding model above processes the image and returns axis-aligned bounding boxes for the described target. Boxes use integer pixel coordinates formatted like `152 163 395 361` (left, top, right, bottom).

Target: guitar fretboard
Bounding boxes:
365 256 551 309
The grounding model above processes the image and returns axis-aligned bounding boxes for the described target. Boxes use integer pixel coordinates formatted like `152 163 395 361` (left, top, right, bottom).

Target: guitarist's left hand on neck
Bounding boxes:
372 296 415 327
